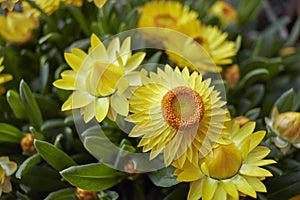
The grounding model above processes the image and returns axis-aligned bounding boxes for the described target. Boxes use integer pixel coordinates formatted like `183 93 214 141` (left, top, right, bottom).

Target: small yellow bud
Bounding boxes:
280 47 296 56
124 160 139 179
20 134 36 154
209 1 238 27
235 116 250 127
224 64 240 89
76 188 98 200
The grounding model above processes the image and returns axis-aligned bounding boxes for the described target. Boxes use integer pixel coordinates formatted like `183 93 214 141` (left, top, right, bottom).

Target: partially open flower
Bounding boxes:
0 157 17 196
209 0 238 27
76 188 98 200
265 108 300 152
20 134 35 155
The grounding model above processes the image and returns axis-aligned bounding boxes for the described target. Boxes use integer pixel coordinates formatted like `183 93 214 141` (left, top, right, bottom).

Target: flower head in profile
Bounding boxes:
164 20 236 73
53 34 145 123
137 1 198 45
173 121 276 200
209 1 238 27
127 65 228 167
265 108 300 153
0 157 17 196
0 2 38 44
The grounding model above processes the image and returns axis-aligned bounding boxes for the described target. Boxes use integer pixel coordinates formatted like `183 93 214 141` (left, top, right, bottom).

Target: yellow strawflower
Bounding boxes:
127 65 228 167
209 0 238 27
164 20 236 72
137 1 198 45
173 121 276 200
53 34 145 123
0 157 17 196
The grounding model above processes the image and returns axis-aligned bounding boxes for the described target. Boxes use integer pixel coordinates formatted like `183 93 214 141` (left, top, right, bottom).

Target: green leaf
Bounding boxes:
285 17 300 47
44 188 76 200
243 84 265 108
237 0 264 24
6 90 27 119
16 154 42 179
245 108 261 120
60 163 123 191
19 80 43 130
98 191 119 200
38 33 61 44
0 123 25 143
238 68 269 89
272 88 294 112
148 166 180 187
34 139 77 171
29 126 44 140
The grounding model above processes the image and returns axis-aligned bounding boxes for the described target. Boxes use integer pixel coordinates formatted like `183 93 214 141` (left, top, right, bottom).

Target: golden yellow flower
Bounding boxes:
137 1 198 45
164 20 236 73
127 65 228 167
33 0 60 15
0 57 12 85
265 108 300 152
53 34 146 123
87 0 106 8
209 1 238 27
0 3 38 44
0 0 19 11
173 121 276 200
0 157 17 196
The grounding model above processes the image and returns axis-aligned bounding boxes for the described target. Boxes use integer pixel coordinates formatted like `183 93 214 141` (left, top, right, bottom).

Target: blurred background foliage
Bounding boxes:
0 0 300 199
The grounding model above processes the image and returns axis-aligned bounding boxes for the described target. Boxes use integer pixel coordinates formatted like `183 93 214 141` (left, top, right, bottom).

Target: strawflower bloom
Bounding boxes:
127 65 228 167
137 1 198 45
265 108 300 153
0 2 38 43
53 34 145 123
164 20 236 73
209 0 238 27
0 157 17 196
87 0 106 8
173 121 276 200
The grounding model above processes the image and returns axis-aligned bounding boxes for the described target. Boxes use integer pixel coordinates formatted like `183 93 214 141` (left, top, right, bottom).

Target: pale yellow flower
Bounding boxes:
127 65 228 167
164 20 236 72
209 0 238 27
173 121 276 200
0 157 17 196
53 34 145 123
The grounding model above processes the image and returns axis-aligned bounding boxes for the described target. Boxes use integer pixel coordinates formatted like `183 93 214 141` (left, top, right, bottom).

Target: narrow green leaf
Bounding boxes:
16 154 42 179
273 88 294 112
0 123 25 143
19 80 43 130
34 139 77 171
29 126 44 140
66 5 91 36
60 163 123 191
245 108 261 120
238 68 269 89
285 17 300 47
38 33 61 44
6 90 27 119
148 166 179 187
237 0 264 24
44 188 76 200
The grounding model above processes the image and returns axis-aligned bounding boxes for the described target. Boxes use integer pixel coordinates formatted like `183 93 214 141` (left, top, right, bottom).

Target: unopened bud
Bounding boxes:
20 134 35 154
235 116 250 127
224 64 240 89
76 188 98 200
209 1 238 27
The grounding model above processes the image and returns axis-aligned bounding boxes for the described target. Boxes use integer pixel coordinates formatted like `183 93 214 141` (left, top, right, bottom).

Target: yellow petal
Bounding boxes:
220 179 239 200
83 102 95 123
243 176 267 192
93 0 107 8
94 97 109 122
110 94 129 116
232 175 257 198
107 37 120 61
240 164 273 177
213 185 227 199
0 74 13 84
62 95 72 111
245 146 271 162
125 52 146 72
72 91 95 109
177 167 203 182
202 178 218 200
53 79 74 90
64 53 82 71
188 179 203 200
90 33 102 49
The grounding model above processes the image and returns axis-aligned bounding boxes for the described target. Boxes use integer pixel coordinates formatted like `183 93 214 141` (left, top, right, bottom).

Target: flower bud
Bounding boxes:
20 134 36 154
224 64 240 89
76 188 98 200
234 116 250 127
209 1 238 27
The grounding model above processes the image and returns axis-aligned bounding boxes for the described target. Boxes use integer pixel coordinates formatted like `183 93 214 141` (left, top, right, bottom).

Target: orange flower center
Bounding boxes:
154 14 176 27
161 86 204 129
